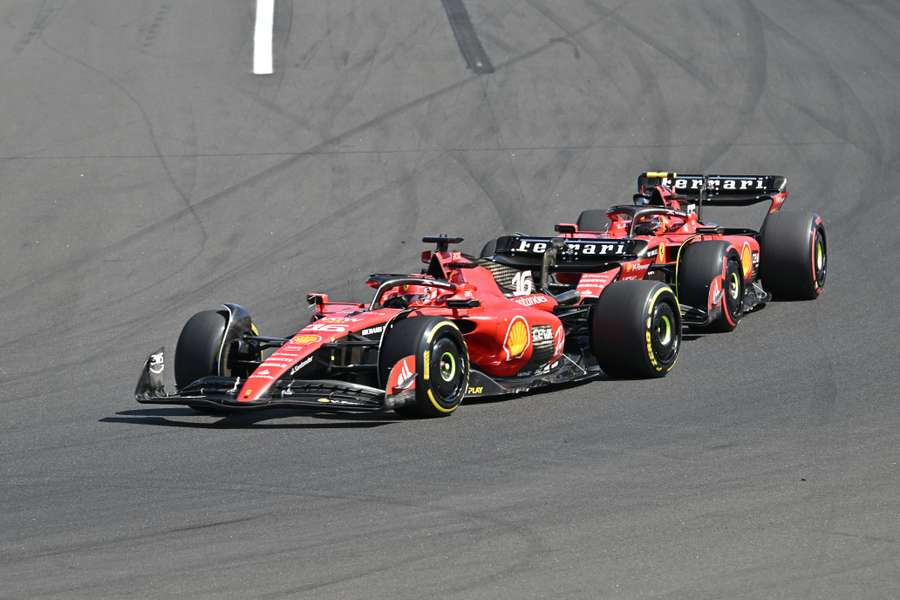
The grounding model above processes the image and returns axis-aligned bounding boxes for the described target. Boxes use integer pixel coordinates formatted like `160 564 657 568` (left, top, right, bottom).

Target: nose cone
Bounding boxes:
237 335 323 402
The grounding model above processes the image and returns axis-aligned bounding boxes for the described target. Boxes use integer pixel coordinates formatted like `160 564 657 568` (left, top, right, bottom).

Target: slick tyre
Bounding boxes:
174 310 230 414
678 241 743 332
760 211 826 300
576 209 608 232
379 317 469 418
174 310 229 390
590 280 681 378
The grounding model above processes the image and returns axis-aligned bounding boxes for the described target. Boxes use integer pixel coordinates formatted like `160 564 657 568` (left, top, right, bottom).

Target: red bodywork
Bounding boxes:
237 249 567 405
551 180 789 315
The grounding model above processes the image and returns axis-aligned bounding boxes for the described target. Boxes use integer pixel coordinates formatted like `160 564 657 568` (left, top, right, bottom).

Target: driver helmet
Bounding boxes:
633 214 670 236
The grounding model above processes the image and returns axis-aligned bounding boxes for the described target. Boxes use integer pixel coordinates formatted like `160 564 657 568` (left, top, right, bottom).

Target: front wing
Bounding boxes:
135 348 600 415
134 349 400 413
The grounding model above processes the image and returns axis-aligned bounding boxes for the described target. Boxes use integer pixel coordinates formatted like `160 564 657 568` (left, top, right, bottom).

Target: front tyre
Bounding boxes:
379 317 469 417
174 310 229 389
760 211 826 300
174 307 258 414
590 280 681 378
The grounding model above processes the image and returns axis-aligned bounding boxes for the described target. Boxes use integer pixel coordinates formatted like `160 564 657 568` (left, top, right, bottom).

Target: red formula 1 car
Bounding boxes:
480 172 826 333
135 236 681 418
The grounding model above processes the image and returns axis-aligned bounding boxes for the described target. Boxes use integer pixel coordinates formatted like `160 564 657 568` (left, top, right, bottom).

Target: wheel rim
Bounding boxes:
729 272 741 300
439 351 457 382
429 337 466 402
650 301 679 366
656 314 673 346
814 230 827 287
724 260 743 319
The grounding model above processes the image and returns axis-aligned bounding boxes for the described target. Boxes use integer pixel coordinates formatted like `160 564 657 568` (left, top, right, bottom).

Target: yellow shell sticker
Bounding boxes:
504 317 530 359
291 334 322 345
741 243 752 277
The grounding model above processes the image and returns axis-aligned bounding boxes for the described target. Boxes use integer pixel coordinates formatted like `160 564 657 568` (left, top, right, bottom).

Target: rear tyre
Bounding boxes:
379 317 469 418
576 209 608 232
678 241 743 332
590 280 681 378
760 211 826 300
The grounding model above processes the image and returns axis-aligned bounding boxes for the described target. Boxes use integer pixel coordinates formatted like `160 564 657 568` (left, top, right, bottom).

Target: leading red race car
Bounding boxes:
135 236 681 418
480 172 827 332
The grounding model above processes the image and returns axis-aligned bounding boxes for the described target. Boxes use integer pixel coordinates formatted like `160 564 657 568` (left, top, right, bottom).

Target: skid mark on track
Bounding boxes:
756 7 887 233
525 0 672 178
5 478 547 598
0 155 442 391
38 39 208 264
697 0 767 170
479 78 528 231
13 0 64 54
583 0 715 91
140 2 170 50
0 4 636 312
8 514 268 563
441 0 495 74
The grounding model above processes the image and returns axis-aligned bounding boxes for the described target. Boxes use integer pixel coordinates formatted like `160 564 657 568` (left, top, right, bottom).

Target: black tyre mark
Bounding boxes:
141 2 170 50
697 0 767 170
0 6 632 310
441 0 495 74
13 0 64 54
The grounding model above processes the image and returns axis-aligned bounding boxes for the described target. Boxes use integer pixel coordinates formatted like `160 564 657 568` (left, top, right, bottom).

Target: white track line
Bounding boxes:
253 0 274 74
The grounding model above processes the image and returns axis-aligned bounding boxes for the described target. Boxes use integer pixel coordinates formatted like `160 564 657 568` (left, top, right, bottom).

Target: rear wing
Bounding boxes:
486 235 646 271
638 172 787 211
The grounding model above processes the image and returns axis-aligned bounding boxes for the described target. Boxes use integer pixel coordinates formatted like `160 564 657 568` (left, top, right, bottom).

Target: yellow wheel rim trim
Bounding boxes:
440 351 456 382
657 314 672 346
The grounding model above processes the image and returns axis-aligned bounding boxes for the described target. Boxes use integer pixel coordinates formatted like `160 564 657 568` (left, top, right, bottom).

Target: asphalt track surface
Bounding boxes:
1 1 899 598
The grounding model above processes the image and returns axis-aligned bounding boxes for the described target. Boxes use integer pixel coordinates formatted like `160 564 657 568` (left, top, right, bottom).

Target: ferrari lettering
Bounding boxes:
671 176 766 191
513 239 626 256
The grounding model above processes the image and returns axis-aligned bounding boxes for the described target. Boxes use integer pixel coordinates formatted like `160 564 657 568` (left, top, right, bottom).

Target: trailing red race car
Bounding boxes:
480 172 826 332
135 236 681 418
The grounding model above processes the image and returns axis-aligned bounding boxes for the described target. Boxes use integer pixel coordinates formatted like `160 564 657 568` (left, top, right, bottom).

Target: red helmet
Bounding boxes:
633 213 670 236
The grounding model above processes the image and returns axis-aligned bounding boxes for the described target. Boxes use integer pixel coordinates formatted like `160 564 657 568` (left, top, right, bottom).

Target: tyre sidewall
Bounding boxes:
379 316 469 417
415 319 468 416
760 211 825 300
174 310 228 389
591 280 681 377
677 240 742 331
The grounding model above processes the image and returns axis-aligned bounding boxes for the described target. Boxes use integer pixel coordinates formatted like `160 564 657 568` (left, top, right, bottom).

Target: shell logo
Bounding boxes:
503 317 530 360
291 334 321 345
741 243 752 277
